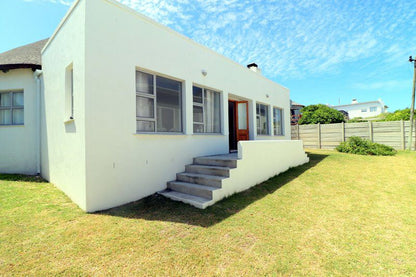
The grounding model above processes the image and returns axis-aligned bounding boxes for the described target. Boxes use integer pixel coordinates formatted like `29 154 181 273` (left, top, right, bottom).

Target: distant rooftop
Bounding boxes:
290 100 304 107
0 38 49 72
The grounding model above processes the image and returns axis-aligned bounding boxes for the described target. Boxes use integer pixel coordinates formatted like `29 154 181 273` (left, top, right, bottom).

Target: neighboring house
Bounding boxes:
0 0 308 212
290 100 304 125
330 99 387 119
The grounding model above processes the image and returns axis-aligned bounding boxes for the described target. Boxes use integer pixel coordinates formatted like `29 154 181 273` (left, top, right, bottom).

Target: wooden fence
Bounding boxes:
291 120 416 150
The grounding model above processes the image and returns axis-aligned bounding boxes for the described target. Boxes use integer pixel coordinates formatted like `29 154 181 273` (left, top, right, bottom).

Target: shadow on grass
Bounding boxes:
0 174 46 183
99 152 327 227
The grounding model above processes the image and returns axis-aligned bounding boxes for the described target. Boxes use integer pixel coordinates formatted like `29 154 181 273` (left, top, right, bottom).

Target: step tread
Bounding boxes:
186 164 231 170
158 190 212 208
168 181 220 191
195 154 239 161
177 172 227 180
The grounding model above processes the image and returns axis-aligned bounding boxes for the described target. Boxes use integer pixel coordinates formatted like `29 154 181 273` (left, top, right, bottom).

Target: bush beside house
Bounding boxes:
336 136 396 156
298 104 345 125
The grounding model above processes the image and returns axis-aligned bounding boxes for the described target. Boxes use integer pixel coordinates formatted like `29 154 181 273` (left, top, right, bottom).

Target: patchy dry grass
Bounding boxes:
1 150 416 276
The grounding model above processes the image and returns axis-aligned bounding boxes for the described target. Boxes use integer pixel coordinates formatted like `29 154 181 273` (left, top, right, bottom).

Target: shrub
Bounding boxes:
298 104 345 125
336 136 396 156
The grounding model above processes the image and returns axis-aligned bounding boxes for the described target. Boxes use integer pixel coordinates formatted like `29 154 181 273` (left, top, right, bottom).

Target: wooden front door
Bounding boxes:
229 100 249 151
236 101 249 141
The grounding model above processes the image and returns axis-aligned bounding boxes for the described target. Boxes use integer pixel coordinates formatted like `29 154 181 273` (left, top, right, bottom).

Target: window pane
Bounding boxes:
238 102 247 130
13 92 24 106
193 105 203 123
136 71 154 94
156 78 182 132
0 109 11 124
13 109 24 125
136 96 154 118
256 103 269 135
204 90 221 133
193 86 203 103
136 120 155 132
0 93 11 107
156 76 182 92
193 124 204 133
273 107 283 136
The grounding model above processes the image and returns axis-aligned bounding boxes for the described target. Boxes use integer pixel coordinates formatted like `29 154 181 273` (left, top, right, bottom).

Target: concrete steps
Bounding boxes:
159 153 238 209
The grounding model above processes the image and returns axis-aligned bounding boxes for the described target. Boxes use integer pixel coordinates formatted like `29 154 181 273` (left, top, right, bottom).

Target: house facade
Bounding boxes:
0 0 308 212
331 99 387 119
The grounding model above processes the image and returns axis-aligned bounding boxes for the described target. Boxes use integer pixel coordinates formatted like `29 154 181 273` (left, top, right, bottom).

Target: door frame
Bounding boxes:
228 99 250 151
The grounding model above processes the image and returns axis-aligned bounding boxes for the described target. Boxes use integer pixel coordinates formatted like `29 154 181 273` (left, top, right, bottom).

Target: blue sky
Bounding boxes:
1 0 415 111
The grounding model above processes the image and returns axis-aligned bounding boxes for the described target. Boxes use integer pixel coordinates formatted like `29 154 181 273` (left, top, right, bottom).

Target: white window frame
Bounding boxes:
192 85 221 134
0 91 24 126
136 70 183 133
370 106 377 112
256 102 270 135
273 106 284 136
361 108 367 112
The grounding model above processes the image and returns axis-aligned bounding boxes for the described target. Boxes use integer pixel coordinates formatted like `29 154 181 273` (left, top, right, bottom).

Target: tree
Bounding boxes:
298 104 345 125
383 108 410 121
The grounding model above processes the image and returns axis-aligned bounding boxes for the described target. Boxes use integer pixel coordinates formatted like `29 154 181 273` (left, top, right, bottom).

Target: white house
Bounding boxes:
331 99 387 119
0 0 308 211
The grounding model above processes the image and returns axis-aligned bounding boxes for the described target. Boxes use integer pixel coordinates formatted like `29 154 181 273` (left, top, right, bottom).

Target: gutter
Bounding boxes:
34 70 43 175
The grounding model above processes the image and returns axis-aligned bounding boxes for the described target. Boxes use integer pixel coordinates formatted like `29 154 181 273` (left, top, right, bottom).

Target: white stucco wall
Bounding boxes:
209 140 309 204
0 69 38 174
41 0 87 210
80 0 292 212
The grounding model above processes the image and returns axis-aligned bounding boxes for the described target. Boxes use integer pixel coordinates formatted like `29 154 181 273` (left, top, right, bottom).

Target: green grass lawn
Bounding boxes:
1 150 416 276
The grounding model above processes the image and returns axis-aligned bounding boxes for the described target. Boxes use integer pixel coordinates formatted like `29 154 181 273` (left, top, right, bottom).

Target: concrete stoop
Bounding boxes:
158 153 238 209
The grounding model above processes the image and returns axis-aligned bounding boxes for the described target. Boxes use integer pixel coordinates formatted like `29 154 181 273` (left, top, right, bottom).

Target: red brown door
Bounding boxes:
236 101 249 141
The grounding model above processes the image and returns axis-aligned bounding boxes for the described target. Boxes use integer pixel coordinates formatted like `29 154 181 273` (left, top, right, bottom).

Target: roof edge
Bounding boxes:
0 64 41 72
41 0 82 54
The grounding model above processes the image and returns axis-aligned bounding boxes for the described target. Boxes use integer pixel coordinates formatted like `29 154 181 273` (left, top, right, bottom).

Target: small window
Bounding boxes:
273 107 284 136
0 91 24 125
136 70 182 132
361 108 367 112
370 106 377 112
65 64 74 120
193 86 221 133
256 103 269 135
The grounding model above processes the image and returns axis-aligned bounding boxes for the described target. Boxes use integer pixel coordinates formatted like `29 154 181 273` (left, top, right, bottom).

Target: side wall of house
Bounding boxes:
0 69 38 174
82 0 291 212
335 102 384 119
41 0 88 210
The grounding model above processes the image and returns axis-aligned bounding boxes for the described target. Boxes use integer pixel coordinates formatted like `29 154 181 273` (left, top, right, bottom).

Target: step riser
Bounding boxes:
193 158 237 168
176 174 222 188
185 165 229 177
168 182 213 199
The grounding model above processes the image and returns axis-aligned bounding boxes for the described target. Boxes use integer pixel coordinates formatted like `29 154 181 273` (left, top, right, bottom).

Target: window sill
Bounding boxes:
64 118 75 124
192 133 224 136
134 132 186 136
0 124 24 127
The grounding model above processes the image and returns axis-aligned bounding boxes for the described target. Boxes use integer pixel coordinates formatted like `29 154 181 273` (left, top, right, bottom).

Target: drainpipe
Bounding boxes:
34 70 43 175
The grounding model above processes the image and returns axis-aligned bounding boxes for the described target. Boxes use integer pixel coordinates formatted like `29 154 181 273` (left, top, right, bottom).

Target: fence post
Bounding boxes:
297 124 300 140
317 123 321 149
341 122 345 142
401 120 405 150
369 121 373 142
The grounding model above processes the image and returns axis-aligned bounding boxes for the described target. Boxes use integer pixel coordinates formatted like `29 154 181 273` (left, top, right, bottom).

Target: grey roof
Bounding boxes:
0 38 49 71
290 100 304 107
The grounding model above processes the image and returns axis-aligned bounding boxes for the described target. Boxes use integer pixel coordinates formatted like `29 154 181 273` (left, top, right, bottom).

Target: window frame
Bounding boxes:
256 102 270 135
369 106 377 112
136 70 183 133
273 106 284 136
192 85 222 134
0 91 24 126
361 108 367 112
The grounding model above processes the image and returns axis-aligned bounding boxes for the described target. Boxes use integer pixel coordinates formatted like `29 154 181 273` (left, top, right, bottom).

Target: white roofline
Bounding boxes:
331 100 384 108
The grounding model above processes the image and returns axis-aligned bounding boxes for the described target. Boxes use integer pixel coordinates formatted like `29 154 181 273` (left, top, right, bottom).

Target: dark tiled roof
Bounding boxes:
0 38 49 71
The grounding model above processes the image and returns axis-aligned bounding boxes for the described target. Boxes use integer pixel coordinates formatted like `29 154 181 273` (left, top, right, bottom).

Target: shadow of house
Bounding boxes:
98 152 327 227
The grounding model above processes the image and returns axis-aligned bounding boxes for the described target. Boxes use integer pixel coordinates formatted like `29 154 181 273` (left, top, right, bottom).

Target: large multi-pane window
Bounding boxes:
370 106 377 112
273 107 283 136
136 71 183 132
256 103 269 135
0 91 24 125
193 86 221 133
